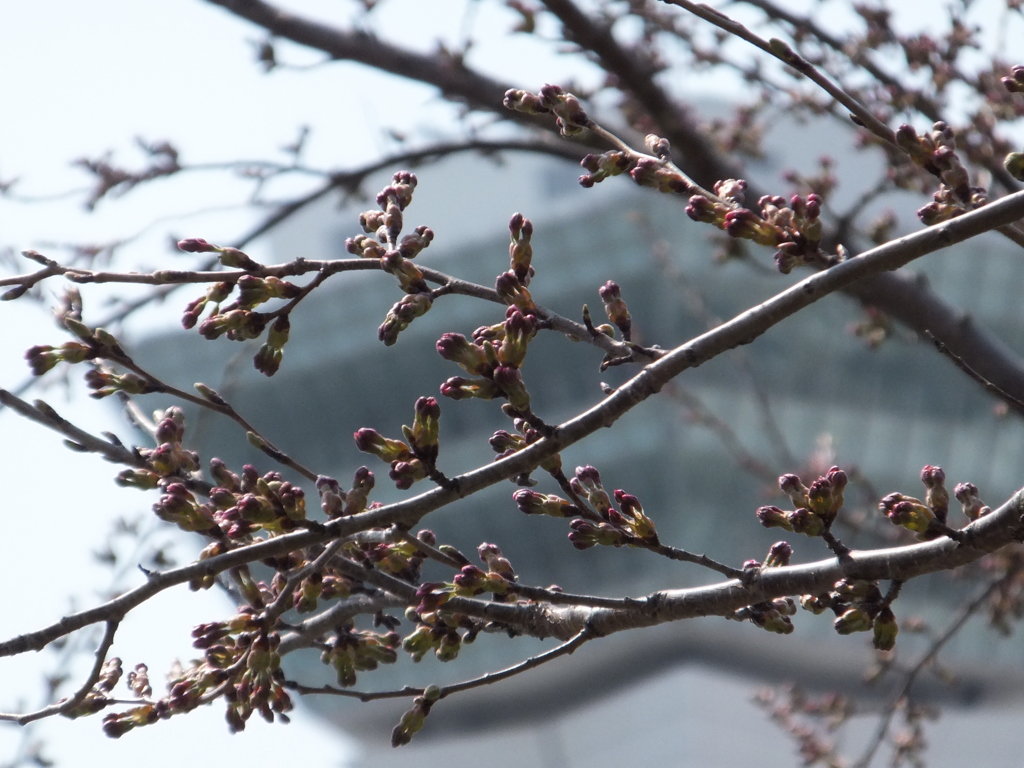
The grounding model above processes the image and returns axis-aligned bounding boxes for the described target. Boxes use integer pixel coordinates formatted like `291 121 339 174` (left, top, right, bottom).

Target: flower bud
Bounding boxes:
378 293 432 346
389 459 426 490
498 309 536 367
764 541 793 567
789 508 825 537
834 606 873 635
953 482 989 521
436 333 490 375
779 473 810 508
756 505 794 531
439 375 501 401
344 466 375 515
920 464 949 522
630 157 689 193
513 489 576 517
872 607 898 651
492 364 531 411
494 271 535 312
598 281 632 340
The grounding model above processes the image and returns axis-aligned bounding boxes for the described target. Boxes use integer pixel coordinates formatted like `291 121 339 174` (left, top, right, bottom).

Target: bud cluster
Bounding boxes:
512 489 578 517
448 543 518 605
343 173 436 345
378 292 433 346
894 122 988 222
347 528 435 583
578 150 634 188
195 307 268 343
918 180 989 225
799 578 899 651
391 686 441 747
508 212 534 285
85 367 158 399
565 466 660 549
489 418 563 477
152 461 308 540
64 657 124 718
399 543 518 669
176 241 303 374
115 407 199 489
181 281 232 330
26 318 131 383
598 281 632 341
320 623 400 688
730 597 797 634
102 610 293 738
292 568 356 614
503 84 590 137
629 156 692 194
438 309 538 414
194 612 293 733
402 606 471 664
877 464 949 539
686 188 824 274
25 340 93 376
1002 65 1024 94
756 467 848 538
253 315 290 376
953 481 990 521
190 274 300 363
354 396 441 490
743 540 793 570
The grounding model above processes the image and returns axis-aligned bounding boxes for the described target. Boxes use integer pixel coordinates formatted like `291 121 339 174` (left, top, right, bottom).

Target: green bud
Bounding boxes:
872 607 898 651
1004 152 1024 181
834 607 872 635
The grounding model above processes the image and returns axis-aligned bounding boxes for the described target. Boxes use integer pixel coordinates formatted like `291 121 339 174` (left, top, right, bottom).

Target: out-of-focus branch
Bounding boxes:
925 330 1024 417
852 576 1010 768
202 0 608 150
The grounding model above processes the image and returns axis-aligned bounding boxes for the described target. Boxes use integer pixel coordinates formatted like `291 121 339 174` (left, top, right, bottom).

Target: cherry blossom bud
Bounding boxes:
436 333 490 375
177 237 217 253
872 607 898 651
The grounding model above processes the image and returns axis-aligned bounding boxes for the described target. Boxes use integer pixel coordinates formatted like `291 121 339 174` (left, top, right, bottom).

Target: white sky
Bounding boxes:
0 1 1021 767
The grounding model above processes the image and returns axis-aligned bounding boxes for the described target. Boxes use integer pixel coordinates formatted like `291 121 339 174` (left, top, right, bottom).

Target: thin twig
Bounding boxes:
0 620 120 724
925 330 1024 418
285 625 594 702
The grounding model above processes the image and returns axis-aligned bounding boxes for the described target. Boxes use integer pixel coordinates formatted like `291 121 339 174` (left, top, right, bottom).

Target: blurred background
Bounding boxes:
3 1 1024 767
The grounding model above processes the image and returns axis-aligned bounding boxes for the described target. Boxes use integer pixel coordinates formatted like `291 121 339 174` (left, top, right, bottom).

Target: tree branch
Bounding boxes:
0 621 120 725
5 189 1024 658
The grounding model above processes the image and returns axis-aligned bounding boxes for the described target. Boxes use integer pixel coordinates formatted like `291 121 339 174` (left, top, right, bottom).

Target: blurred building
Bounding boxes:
135 123 1024 766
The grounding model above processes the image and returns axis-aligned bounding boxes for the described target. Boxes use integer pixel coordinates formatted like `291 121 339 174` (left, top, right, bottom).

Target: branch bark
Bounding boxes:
202 0 1024 407
6 188 1024 660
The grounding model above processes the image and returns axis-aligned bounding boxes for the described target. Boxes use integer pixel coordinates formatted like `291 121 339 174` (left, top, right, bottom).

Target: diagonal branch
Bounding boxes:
5 189 1024 659
202 0 606 150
